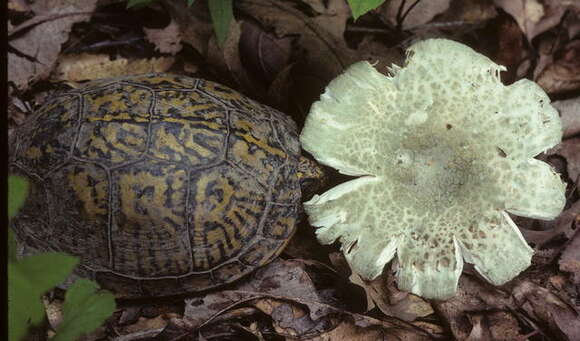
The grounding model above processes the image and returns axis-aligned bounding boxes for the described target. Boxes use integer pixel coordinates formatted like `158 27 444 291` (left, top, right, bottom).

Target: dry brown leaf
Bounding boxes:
349 272 433 322
115 315 173 336
435 0 497 23
8 1 96 90
54 54 174 81
559 228 580 284
164 0 213 57
433 275 518 340
381 0 451 30
239 20 293 85
144 19 183 55
238 0 357 75
513 280 580 340
179 260 337 333
466 311 522 341
207 20 263 98
304 0 352 39
553 97 580 138
521 200 580 248
536 40 580 94
494 0 567 42
553 138 580 183
161 259 432 339
236 0 364 118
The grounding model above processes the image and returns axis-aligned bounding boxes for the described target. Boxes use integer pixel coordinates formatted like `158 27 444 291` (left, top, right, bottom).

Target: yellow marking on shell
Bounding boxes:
204 83 240 100
147 76 174 84
106 124 147 156
118 168 186 235
191 171 250 267
151 125 219 163
85 135 110 160
270 216 293 238
128 89 146 104
161 117 221 130
84 124 147 162
232 140 273 174
242 133 285 157
68 169 107 217
90 92 126 113
87 112 149 123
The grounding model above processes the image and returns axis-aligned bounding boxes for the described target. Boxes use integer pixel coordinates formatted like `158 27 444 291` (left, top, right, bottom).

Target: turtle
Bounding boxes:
9 73 323 298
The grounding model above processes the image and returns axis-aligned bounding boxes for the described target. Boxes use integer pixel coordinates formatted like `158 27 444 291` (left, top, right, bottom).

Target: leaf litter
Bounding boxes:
7 0 580 340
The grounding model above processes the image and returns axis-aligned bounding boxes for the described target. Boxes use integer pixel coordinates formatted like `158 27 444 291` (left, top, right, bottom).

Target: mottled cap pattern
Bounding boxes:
10 74 302 298
300 39 566 300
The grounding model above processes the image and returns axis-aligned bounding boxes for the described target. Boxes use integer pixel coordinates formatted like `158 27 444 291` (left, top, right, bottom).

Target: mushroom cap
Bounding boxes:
300 39 565 300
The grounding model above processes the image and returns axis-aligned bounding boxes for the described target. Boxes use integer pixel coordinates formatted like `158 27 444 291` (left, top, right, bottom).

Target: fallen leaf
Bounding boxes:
553 97 580 138
164 0 213 57
434 0 497 24
536 40 580 94
559 228 580 284
144 19 182 55
433 276 518 340
158 259 431 339
520 200 580 248
207 20 263 99
513 280 580 340
553 138 580 184
380 0 451 30
349 271 433 322
8 1 96 90
237 0 359 117
239 19 293 85
53 54 174 81
494 0 567 42
305 0 352 39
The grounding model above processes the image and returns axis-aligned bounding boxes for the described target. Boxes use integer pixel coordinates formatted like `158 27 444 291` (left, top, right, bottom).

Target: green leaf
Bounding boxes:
187 0 195 6
208 0 234 47
9 253 78 341
126 0 154 8
53 279 115 341
9 229 18 262
347 0 386 20
9 176 28 219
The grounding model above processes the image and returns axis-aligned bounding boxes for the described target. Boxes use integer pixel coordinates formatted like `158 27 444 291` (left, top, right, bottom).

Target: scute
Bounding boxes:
10 73 302 297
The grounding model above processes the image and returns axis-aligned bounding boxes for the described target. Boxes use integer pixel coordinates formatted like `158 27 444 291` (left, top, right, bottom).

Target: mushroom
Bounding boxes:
300 39 566 300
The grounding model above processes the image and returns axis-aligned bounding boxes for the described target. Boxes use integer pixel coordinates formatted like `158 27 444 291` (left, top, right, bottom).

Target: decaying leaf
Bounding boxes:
536 40 580 94
54 54 174 81
552 138 580 184
164 0 214 57
155 259 432 339
144 19 183 55
553 97 580 138
207 20 262 98
8 0 97 90
380 0 451 30
237 0 359 112
513 281 580 340
494 0 567 42
304 0 352 39
559 228 580 284
348 271 434 322
239 20 293 85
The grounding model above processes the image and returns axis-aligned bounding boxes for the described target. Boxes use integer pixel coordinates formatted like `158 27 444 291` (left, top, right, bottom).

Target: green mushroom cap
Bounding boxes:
300 39 566 300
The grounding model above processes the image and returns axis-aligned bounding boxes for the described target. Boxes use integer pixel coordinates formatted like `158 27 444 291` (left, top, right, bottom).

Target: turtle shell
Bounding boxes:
9 74 302 297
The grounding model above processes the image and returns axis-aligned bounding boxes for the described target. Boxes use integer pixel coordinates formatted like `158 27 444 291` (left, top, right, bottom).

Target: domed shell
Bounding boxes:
10 74 302 297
